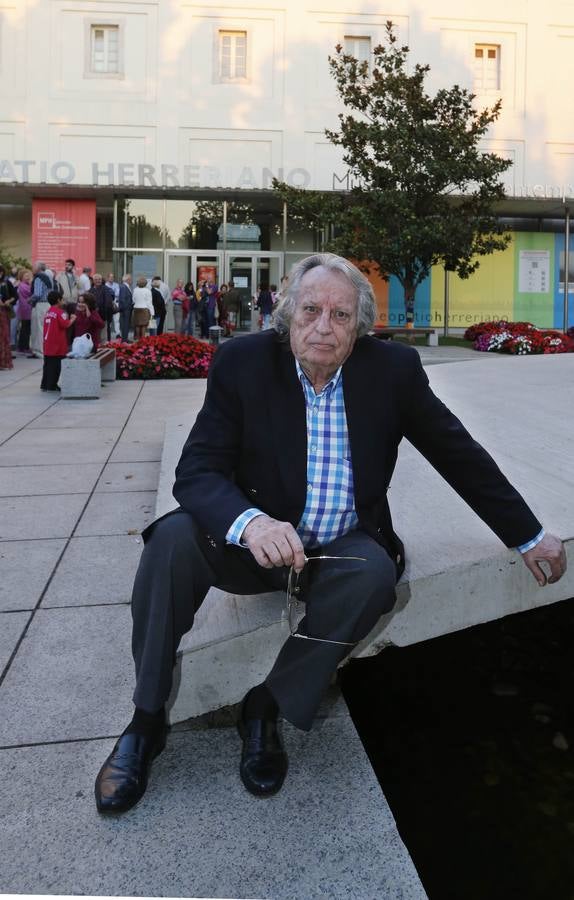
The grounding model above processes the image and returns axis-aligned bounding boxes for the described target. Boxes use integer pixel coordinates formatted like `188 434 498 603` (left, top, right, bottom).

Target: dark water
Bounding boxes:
341 599 574 900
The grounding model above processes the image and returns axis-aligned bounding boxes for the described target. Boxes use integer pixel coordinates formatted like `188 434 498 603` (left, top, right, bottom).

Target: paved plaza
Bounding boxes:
0 343 572 899
0 352 430 899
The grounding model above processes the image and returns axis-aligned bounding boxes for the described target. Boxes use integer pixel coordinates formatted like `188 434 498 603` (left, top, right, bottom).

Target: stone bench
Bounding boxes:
372 327 439 346
61 347 116 399
160 354 574 723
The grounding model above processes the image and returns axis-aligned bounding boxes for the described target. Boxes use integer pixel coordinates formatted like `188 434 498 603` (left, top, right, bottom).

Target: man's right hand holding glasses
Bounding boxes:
242 514 307 572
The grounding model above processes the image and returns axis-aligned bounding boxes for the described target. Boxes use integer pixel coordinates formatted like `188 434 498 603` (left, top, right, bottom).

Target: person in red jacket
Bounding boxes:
41 291 76 392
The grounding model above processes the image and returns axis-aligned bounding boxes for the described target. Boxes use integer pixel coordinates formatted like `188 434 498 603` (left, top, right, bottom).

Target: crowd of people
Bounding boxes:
0 259 286 379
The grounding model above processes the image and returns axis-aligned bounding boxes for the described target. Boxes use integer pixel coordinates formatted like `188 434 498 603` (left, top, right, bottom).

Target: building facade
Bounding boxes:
1 0 573 327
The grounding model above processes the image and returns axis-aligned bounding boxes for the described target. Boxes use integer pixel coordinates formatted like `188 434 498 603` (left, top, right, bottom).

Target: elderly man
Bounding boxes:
29 262 55 358
92 273 115 342
95 253 566 814
117 274 133 342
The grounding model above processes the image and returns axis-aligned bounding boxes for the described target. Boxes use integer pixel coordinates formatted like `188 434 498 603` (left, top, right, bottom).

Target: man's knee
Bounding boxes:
354 548 398 617
143 509 197 552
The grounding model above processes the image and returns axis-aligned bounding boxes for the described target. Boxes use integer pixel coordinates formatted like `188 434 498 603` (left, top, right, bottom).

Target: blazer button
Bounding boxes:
249 488 257 495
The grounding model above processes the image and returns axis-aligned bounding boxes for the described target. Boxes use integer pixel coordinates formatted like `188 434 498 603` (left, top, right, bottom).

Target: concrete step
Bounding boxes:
157 352 574 722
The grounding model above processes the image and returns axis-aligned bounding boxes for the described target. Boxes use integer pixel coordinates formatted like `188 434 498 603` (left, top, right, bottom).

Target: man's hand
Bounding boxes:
521 533 567 586
242 515 306 572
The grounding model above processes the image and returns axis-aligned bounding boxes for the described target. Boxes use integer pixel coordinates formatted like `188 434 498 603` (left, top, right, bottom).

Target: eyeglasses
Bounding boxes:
286 554 366 647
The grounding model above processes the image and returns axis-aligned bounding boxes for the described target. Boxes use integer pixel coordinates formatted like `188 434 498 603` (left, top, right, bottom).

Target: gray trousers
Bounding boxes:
132 509 398 731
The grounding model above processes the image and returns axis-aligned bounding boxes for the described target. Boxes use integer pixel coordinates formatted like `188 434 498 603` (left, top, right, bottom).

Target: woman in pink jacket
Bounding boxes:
171 279 187 334
16 269 33 354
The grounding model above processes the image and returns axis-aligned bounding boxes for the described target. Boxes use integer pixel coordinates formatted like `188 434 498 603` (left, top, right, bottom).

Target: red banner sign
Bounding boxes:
31 199 96 274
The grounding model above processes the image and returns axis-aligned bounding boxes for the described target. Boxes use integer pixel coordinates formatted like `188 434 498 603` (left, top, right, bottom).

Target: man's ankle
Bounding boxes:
125 706 166 736
243 683 278 721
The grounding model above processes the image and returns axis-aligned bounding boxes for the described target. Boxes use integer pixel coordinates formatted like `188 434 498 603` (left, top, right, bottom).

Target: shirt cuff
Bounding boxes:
516 528 545 554
225 508 265 546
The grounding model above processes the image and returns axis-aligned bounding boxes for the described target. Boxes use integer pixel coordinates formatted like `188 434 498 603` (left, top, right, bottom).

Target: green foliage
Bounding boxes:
0 245 31 272
274 21 511 307
177 200 256 248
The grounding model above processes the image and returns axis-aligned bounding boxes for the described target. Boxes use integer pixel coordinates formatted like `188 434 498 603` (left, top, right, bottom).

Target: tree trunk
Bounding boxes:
403 280 415 329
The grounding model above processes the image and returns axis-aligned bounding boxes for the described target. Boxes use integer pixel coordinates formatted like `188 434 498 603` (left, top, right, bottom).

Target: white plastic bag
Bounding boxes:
67 334 94 359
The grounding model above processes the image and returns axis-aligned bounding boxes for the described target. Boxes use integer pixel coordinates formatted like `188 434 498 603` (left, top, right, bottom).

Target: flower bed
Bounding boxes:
464 320 574 355
103 333 216 379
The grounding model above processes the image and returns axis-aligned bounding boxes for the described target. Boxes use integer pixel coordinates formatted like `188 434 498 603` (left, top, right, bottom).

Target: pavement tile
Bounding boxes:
0 428 27 445
0 720 425 899
1 394 59 417
95 461 160 493
0 539 66 611
0 363 43 389
43 535 143 607
74 491 156 536
0 463 101 497
28 402 138 430
117 417 166 437
0 494 89 541
108 440 164 463
0 605 134 745
0 611 29 673
0 427 121 465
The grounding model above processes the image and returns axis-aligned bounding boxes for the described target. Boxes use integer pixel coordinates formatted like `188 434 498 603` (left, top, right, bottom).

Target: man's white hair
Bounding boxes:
273 253 376 337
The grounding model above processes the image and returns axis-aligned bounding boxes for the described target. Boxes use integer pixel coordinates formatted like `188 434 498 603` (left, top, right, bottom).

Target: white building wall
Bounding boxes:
0 0 573 197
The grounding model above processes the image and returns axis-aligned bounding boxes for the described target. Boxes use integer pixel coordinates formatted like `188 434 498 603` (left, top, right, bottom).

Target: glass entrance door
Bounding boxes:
224 252 283 330
164 250 224 292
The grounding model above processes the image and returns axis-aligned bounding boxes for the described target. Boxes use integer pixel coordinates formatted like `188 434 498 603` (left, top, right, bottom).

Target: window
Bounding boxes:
474 44 500 91
90 24 120 75
344 35 371 66
218 30 247 82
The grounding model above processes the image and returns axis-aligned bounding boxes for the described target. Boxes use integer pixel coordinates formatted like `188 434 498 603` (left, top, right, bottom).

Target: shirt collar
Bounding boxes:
295 358 343 395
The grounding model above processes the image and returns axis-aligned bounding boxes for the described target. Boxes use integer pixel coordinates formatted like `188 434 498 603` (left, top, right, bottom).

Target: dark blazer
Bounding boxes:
93 284 115 323
118 282 133 313
173 330 541 568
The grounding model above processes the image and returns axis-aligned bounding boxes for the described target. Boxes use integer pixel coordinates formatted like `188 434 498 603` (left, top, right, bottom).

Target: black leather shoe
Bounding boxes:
237 696 288 797
94 728 167 814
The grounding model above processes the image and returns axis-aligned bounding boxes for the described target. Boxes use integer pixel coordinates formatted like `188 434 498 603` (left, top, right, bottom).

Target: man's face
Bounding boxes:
107 273 114 282
289 267 358 376
65 261 73 272
93 275 102 286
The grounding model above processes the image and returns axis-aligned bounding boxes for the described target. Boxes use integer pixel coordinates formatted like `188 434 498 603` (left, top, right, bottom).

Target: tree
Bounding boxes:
177 200 256 248
273 21 512 320
0 245 31 272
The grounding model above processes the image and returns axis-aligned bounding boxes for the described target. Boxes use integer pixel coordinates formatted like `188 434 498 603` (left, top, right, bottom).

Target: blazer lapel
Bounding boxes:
342 339 396 506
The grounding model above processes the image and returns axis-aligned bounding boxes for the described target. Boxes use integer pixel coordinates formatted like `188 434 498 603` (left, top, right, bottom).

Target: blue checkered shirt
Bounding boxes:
226 359 544 554
227 361 358 549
